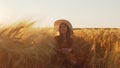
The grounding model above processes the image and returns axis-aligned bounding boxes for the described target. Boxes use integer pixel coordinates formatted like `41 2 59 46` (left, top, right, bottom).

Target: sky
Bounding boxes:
0 0 120 28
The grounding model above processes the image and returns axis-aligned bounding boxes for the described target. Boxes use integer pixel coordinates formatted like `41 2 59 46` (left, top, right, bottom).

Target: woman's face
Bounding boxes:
59 23 68 34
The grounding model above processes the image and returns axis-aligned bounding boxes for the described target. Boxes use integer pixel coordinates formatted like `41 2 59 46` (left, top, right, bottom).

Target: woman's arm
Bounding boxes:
71 37 76 52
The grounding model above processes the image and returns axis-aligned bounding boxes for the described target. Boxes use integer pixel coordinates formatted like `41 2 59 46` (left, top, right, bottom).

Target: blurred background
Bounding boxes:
0 0 120 28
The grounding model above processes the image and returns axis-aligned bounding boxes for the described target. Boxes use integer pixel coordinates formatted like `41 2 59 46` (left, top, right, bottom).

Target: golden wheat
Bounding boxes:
0 21 120 68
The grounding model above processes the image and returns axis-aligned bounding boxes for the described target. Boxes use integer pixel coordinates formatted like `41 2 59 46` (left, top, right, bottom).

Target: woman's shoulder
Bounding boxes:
54 35 59 38
54 36 60 39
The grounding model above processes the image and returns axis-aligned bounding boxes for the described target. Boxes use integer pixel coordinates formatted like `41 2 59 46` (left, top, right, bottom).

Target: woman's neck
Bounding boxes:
63 34 66 38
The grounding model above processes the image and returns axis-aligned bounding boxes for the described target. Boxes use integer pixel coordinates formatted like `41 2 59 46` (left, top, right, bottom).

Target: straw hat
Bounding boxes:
54 19 73 35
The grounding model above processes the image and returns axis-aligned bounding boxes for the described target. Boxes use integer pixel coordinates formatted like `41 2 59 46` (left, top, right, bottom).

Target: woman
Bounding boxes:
53 19 80 68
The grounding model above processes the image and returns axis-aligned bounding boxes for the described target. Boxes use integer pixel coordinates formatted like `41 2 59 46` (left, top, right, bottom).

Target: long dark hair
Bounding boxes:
57 23 73 48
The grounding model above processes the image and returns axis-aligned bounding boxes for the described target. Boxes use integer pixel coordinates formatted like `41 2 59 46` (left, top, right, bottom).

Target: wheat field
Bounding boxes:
0 21 120 68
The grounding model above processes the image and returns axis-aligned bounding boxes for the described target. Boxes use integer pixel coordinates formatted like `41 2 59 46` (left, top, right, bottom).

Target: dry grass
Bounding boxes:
0 21 120 68
0 21 55 68
74 28 120 68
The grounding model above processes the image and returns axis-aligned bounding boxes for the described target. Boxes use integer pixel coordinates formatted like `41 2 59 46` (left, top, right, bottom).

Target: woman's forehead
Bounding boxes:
60 23 67 26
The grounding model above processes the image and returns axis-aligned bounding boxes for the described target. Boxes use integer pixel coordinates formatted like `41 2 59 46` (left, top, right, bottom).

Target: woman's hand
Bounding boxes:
61 48 72 54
